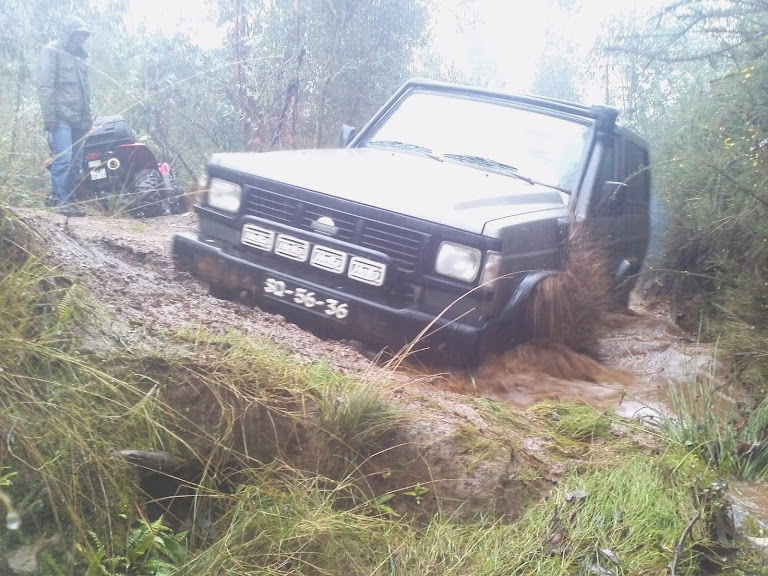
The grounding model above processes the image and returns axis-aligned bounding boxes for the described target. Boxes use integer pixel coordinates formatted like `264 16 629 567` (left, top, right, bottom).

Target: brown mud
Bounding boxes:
6 206 767 529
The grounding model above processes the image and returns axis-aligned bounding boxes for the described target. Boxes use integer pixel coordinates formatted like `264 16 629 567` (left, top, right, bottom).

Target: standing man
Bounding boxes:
37 15 93 217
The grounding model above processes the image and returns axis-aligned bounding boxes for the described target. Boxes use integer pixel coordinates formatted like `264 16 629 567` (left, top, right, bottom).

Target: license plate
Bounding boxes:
242 224 275 251
90 168 107 180
275 234 309 262
310 245 347 274
263 278 349 319
348 257 386 286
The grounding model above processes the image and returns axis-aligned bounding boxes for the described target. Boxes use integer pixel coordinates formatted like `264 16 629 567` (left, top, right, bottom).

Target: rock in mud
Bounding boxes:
6 535 60 575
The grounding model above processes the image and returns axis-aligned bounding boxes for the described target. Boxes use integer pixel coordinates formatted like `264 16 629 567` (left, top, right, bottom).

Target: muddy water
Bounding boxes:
436 339 630 409
432 309 716 413
730 482 768 531
432 305 734 417
424 301 768 533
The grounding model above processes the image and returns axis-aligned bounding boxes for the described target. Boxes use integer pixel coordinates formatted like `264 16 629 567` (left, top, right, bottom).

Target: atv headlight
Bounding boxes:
207 178 242 213
435 242 482 283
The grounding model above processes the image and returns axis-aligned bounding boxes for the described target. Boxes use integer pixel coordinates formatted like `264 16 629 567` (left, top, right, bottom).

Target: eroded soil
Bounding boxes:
8 207 767 527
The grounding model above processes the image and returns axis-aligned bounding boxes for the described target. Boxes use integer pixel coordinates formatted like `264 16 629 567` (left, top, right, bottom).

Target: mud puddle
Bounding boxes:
428 306 732 420
730 482 768 534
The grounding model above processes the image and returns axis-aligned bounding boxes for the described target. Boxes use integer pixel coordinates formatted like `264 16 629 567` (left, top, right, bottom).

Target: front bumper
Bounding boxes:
172 231 489 353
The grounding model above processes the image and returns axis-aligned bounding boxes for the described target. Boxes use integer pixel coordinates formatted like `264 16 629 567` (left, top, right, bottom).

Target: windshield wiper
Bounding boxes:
443 153 573 193
366 140 443 160
442 154 534 184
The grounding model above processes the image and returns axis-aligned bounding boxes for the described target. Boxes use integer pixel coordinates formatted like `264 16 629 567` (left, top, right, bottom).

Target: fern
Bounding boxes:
78 517 188 576
126 517 159 566
155 528 188 566
56 285 75 323
0 468 17 486
78 531 109 576
143 559 180 576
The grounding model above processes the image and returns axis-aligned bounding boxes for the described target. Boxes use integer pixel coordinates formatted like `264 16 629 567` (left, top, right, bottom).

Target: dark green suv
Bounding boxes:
173 79 650 360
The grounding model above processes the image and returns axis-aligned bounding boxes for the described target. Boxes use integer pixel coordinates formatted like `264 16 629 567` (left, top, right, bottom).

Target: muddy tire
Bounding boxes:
167 185 187 215
209 283 239 301
429 329 493 367
131 168 165 218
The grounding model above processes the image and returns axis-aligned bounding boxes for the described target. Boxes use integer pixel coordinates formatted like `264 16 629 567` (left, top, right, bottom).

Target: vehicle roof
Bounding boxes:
349 78 649 152
399 77 618 128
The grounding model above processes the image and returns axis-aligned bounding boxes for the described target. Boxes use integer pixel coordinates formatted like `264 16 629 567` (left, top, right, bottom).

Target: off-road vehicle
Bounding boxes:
172 79 650 360
76 115 185 217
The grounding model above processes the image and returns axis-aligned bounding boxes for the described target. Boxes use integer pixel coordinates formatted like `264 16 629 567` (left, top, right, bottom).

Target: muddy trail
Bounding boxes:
10 207 723 417
9 207 768 528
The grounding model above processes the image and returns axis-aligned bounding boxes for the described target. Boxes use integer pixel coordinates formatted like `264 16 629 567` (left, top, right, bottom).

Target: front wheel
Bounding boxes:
209 283 240 301
429 330 492 367
131 168 165 218
167 185 187 214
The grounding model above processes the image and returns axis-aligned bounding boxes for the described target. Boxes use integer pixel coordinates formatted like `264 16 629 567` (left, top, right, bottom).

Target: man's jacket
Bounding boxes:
36 16 92 130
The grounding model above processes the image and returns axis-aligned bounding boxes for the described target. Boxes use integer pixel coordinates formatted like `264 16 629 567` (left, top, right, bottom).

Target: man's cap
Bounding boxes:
62 15 90 39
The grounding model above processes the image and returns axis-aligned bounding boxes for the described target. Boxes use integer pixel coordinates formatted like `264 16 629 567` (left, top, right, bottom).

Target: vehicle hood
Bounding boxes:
209 148 568 235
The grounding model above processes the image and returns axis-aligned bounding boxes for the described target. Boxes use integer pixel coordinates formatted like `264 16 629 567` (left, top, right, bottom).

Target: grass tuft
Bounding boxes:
311 380 403 470
662 360 768 480
529 401 612 442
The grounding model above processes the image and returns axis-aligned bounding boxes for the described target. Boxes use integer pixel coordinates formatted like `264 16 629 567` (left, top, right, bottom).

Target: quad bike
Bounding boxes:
75 115 186 217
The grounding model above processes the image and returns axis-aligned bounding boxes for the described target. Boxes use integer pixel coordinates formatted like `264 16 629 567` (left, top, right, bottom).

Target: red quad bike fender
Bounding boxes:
158 162 174 189
114 143 158 172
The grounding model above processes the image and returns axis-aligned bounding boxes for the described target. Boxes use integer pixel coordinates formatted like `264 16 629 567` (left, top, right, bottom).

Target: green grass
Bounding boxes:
662 354 768 480
389 456 703 575
472 396 532 433
164 452 717 576
528 401 612 442
310 378 404 473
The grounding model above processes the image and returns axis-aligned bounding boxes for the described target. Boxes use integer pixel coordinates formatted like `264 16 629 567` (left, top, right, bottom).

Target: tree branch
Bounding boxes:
670 511 700 576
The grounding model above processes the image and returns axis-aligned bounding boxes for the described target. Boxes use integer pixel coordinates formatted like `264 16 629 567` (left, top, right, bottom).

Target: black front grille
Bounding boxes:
244 186 428 272
360 224 425 270
247 188 296 226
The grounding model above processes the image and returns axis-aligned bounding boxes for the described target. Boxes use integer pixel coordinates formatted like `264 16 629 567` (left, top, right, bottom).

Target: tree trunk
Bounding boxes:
7 65 27 165
314 0 350 147
233 0 258 150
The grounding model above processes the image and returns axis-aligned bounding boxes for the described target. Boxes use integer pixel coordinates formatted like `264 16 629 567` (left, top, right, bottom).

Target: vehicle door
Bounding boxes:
573 132 649 281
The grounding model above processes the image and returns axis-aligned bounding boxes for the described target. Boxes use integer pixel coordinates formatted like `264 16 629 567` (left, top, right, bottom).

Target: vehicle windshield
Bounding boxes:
362 90 591 192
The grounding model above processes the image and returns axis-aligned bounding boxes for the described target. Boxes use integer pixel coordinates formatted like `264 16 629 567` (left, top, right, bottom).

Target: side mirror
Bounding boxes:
338 124 357 148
